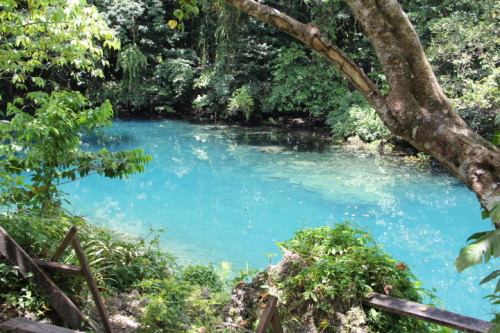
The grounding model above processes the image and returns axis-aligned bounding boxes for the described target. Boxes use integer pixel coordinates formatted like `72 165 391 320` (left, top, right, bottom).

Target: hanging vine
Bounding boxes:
116 43 147 107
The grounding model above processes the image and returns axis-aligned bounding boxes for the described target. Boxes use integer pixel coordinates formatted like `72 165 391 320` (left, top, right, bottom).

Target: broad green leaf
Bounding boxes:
173 9 184 21
456 229 500 272
467 231 489 242
493 131 500 146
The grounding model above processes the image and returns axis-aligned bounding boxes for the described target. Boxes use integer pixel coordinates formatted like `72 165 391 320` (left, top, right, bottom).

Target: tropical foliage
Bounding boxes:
425 0 499 138
0 0 498 329
0 92 152 211
224 224 442 331
0 212 175 323
0 0 152 213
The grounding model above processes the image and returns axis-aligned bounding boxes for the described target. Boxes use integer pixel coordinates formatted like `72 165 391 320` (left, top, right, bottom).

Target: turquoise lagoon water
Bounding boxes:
63 120 496 320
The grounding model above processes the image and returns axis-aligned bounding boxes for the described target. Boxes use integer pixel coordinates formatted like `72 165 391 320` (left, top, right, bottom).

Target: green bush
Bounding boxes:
181 265 223 291
0 264 47 317
0 91 152 212
326 91 390 142
192 69 234 114
426 3 499 138
226 86 255 120
0 210 231 331
263 44 346 117
134 274 229 332
269 224 437 332
0 211 174 318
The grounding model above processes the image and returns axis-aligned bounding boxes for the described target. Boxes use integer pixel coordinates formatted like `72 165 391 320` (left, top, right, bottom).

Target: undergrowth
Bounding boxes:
252 224 449 332
0 212 452 332
0 211 233 331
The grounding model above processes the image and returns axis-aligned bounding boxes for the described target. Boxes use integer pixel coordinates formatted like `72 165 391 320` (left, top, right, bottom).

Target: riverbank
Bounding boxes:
116 110 423 160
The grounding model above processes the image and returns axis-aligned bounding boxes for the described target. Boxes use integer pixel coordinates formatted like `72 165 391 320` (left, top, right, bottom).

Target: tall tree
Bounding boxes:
177 0 500 222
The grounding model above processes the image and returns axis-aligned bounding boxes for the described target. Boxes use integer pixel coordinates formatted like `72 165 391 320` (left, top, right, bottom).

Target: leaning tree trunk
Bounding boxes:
224 0 500 222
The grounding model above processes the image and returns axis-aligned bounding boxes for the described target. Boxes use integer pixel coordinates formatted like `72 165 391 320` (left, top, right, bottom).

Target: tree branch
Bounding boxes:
223 0 385 109
221 0 500 213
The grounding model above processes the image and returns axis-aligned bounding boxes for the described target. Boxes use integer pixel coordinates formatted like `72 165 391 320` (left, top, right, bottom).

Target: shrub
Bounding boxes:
326 91 390 142
248 224 438 332
0 211 174 319
263 44 346 117
225 86 255 121
134 274 229 332
181 265 223 291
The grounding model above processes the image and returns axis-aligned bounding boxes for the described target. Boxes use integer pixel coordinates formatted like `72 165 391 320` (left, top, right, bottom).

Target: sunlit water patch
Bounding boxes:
63 120 496 320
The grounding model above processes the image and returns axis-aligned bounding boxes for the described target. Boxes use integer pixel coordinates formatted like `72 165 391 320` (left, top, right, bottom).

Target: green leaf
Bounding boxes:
456 229 500 272
491 203 500 224
493 131 500 146
480 270 500 288
173 9 184 21
467 231 489 242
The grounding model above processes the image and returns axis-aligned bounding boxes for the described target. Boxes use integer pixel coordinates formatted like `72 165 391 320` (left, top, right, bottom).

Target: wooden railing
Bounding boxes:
0 226 113 332
257 294 495 333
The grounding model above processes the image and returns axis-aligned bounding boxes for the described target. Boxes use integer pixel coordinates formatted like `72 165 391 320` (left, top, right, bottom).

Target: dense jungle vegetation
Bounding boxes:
0 0 498 331
3 0 496 140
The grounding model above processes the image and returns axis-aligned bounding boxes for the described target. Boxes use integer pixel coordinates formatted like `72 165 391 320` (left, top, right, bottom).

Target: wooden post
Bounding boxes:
364 292 495 333
51 226 78 262
0 227 94 331
256 296 284 333
72 235 114 333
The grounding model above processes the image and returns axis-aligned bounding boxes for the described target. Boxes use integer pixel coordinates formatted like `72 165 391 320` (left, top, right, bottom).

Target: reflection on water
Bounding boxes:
63 120 496 320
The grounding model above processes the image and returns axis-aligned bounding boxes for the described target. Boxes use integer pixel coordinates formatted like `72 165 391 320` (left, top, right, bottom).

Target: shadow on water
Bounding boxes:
80 132 137 150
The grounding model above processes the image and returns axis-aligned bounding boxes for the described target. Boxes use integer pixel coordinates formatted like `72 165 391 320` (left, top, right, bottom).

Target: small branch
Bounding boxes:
56 170 99 186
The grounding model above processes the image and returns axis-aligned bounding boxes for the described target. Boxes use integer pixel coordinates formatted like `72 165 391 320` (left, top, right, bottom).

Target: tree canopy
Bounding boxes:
0 0 151 212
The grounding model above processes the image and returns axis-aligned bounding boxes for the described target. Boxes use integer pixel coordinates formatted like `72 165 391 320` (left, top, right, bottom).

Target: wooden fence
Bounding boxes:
257 294 495 333
0 226 113 333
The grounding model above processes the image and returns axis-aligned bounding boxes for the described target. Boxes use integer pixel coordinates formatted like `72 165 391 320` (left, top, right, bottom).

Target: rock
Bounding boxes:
258 146 285 153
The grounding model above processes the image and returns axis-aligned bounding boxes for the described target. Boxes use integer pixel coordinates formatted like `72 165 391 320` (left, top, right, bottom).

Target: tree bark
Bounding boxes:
223 0 500 220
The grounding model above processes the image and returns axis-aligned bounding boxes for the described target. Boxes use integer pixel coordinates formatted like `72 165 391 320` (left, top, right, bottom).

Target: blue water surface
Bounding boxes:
62 120 496 320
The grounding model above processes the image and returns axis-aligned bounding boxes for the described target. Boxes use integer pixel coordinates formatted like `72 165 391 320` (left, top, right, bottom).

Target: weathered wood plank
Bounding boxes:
0 317 83 333
51 226 78 262
0 227 95 331
270 304 284 333
364 292 495 333
72 235 114 333
33 259 84 276
256 296 283 333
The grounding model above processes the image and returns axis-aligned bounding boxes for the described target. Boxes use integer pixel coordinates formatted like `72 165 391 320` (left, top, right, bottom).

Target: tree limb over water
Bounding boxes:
222 0 500 221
